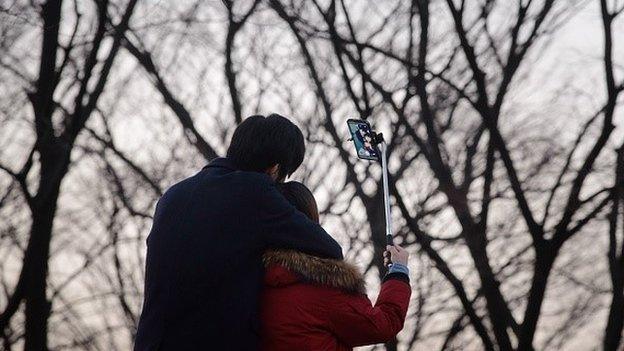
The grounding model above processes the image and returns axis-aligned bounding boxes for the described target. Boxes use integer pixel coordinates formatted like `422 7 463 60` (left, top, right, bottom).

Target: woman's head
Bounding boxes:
277 181 319 223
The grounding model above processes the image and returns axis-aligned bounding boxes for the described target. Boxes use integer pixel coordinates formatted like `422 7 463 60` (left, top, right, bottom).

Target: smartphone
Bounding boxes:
347 119 380 161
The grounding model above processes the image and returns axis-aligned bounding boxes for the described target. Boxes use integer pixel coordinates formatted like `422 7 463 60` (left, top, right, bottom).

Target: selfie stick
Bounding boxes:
375 133 393 246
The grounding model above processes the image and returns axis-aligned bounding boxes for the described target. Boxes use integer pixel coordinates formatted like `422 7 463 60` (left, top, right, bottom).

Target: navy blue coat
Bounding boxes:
134 158 343 350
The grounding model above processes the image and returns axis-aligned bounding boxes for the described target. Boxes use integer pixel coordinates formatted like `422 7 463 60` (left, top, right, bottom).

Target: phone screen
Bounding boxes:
347 119 380 161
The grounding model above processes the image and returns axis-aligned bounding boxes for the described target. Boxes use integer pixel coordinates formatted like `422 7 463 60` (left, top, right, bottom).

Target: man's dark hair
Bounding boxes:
227 114 305 181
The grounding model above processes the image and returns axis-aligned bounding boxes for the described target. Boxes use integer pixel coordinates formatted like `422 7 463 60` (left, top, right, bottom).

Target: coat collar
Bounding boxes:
204 157 276 184
203 157 238 171
263 250 366 294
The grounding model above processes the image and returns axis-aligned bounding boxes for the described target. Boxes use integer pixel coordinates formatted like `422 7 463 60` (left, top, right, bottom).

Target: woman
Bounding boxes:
261 181 411 350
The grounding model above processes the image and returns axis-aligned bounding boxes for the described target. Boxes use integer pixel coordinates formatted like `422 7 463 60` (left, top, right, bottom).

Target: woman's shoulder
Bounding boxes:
263 250 366 295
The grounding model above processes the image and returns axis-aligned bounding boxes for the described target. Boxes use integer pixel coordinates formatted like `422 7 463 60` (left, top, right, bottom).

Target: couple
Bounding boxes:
134 114 412 350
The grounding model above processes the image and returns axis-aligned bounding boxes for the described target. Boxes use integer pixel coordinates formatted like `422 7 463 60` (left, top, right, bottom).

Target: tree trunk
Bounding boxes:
518 250 556 351
604 146 624 351
604 284 624 351
24 204 55 351
24 142 67 351
464 224 514 351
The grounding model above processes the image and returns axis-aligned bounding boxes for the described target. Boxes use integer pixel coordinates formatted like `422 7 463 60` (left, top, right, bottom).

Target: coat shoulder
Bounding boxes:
263 250 365 294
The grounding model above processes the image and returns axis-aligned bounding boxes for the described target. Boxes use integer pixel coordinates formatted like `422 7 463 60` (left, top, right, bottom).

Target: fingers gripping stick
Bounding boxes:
384 245 408 267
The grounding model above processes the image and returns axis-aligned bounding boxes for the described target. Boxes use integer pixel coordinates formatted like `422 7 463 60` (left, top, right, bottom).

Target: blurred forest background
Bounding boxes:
0 0 623 350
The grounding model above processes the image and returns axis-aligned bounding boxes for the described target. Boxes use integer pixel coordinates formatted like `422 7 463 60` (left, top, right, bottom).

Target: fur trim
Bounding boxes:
263 250 365 294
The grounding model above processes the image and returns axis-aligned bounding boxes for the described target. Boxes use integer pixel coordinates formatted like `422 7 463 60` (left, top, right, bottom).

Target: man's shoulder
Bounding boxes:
159 167 277 209
162 173 199 195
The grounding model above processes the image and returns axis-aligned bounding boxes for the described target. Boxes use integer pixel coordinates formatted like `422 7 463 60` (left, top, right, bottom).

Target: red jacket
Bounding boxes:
260 250 411 351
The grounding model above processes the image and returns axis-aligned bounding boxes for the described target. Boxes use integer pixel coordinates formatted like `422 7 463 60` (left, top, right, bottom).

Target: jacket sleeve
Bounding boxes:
325 277 411 347
257 180 343 259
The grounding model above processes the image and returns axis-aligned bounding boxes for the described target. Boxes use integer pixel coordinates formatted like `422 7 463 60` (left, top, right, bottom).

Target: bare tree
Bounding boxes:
0 0 622 350
0 0 138 349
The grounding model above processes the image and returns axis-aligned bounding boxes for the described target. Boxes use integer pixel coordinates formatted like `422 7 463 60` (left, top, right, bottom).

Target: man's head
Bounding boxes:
226 114 305 182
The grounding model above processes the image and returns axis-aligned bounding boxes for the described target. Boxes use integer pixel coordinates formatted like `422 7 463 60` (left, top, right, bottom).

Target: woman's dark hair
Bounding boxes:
277 181 319 224
226 114 305 181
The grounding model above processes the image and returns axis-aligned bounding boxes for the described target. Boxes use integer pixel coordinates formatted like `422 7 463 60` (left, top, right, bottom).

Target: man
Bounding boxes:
134 114 343 350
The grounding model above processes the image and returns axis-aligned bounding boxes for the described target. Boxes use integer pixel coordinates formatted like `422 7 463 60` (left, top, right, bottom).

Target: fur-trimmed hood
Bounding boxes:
263 250 366 294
